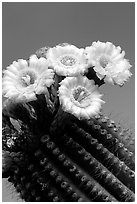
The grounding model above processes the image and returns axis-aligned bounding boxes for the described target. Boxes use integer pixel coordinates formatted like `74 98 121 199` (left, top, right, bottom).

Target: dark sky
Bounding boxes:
2 2 135 201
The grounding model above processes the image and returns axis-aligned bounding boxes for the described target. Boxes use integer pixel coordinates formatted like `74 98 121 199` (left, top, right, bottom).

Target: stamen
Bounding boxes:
60 56 76 66
99 56 109 68
73 87 90 103
20 71 36 87
21 75 31 86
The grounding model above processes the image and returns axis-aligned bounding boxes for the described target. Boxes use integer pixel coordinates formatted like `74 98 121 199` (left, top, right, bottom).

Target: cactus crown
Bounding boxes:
2 42 134 202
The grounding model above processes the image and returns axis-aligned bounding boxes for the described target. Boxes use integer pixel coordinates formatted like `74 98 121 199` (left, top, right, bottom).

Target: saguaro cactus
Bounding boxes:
2 42 135 202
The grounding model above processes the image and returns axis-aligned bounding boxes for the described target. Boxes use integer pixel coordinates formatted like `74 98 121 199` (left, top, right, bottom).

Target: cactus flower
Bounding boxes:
2 55 55 102
58 75 104 119
85 41 132 86
46 44 88 76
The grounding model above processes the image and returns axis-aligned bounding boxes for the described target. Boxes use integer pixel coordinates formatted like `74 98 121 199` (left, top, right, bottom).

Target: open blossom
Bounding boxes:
46 44 88 76
2 55 54 102
58 75 104 119
85 41 132 86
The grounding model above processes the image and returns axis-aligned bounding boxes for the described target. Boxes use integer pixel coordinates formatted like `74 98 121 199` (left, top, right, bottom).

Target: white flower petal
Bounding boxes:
3 70 17 79
35 86 48 95
2 76 15 83
45 79 55 87
36 57 49 73
79 108 90 119
2 80 15 87
17 59 28 69
5 90 19 98
24 92 37 101
6 65 19 75
29 55 39 68
2 85 17 94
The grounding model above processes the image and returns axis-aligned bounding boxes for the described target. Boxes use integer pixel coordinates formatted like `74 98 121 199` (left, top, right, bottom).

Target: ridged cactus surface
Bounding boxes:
2 104 135 202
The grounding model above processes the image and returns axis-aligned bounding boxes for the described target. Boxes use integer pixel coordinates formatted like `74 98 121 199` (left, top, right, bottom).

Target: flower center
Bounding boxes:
99 56 109 68
73 87 90 104
60 55 76 67
20 71 36 87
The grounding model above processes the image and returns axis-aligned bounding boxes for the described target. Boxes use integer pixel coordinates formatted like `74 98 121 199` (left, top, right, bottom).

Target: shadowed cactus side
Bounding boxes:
2 100 135 202
2 43 135 202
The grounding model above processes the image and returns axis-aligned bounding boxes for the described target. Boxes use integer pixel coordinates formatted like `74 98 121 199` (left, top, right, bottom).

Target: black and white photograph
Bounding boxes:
2 2 135 202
